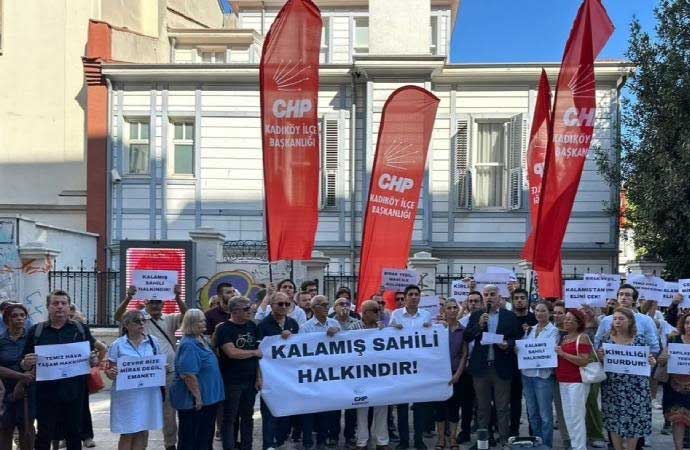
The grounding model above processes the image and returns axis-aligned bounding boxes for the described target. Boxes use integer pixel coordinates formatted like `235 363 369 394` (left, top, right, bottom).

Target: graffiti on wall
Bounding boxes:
0 244 21 302
199 270 268 310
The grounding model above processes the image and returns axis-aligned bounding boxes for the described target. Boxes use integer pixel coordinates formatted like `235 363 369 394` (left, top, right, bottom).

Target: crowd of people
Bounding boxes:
0 275 688 450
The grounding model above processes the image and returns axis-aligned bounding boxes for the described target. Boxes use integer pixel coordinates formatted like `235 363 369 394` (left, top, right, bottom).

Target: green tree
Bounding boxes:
598 0 690 278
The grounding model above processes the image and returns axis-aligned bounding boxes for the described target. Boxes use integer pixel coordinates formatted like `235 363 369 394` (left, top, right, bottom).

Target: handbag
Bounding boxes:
576 334 606 384
87 367 105 394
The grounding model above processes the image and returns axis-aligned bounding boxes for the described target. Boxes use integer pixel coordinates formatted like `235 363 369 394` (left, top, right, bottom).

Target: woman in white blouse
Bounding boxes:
105 310 164 450
519 301 560 448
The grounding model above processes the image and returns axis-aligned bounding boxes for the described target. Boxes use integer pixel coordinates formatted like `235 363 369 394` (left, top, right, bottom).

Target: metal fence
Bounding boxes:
48 268 121 327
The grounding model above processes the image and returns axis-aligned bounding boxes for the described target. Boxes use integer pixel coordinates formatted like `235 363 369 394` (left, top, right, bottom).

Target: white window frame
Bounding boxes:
319 116 340 210
197 47 227 64
320 17 331 64
472 118 510 210
169 120 195 178
430 16 439 55
353 17 369 55
124 119 151 176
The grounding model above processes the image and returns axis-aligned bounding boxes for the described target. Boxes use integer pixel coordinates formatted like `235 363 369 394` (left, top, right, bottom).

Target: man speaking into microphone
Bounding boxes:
463 285 522 449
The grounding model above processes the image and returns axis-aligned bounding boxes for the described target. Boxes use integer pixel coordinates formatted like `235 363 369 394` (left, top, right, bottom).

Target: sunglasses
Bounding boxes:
336 302 351 307
275 302 291 307
132 318 146 325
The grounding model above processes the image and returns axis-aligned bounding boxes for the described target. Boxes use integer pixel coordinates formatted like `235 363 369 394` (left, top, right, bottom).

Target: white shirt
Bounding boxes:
144 313 182 371
300 317 341 334
255 304 308 325
520 322 560 379
388 307 431 328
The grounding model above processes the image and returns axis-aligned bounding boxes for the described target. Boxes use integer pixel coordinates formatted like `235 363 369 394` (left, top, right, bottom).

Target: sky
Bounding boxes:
450 0 658 63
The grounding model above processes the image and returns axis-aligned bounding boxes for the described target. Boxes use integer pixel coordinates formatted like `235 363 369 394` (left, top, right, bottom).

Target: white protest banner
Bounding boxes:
627 274 665 303
661 282 679 307
602 343 650 376
259 326 452 416
486 266 517 280
419 296 441 322
668 343 690 375
564 279 607 308
116 355 167 391
132 270 178 301
381 269 419 292
515 339 558 370
474 272 510 298
583 273 621 299
678 279 690 308
35 341 91 381
480 332 505 346
450 280 470 301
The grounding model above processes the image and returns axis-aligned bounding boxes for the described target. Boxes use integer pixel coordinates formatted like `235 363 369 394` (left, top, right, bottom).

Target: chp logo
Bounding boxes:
533 162 544 177
271 59 313 118
377 139 421 193
563 64 596 127
351 386 370 406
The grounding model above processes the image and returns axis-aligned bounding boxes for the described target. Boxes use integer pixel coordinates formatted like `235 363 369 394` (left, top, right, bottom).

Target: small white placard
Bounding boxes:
678 279 690 308
133 270 178 301
36 341 91 381
474 273 510 298
116 355 167 391
668 343 690 375
515 339 558 370
480 332 505 346
382 269 420 292
564 279 607 308
451 280 470 301
660 282 679 307
602 343 650 376
419 296 441 322
583 273 621 299
627 275 665 303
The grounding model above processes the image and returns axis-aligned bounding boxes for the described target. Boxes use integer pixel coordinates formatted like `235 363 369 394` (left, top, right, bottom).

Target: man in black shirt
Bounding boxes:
217 296 262 450
508 288 536 437
257 292 299 450
20 290 98 450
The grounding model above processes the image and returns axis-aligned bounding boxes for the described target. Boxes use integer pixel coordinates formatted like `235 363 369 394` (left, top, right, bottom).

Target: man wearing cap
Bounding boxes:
114 284 187 450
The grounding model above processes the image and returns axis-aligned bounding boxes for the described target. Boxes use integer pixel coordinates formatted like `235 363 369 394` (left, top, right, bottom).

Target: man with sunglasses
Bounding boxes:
114 284 187 450
300 295 340 449
258 292 300 450
216 297 262 450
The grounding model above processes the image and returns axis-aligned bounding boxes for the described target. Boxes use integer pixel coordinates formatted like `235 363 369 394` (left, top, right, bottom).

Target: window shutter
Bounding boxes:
321 118 339 209
455 117 472 209
509 113 526 210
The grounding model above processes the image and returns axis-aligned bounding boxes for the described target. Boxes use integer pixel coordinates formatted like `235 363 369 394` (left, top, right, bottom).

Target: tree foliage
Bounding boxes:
598 0 690 278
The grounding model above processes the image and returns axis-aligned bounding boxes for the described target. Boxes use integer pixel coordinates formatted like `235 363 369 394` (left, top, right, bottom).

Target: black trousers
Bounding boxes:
35 395 85 450
510 373 522 436
221 383 257 450
397 402 434 445
178 403 219 450
80 392 94 440
458 372 474 436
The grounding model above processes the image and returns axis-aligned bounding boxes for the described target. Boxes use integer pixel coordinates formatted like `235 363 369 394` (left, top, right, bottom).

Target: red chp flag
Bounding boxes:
522 70 563 298
532 0 614 272
356 87 439 307
260 0 322 261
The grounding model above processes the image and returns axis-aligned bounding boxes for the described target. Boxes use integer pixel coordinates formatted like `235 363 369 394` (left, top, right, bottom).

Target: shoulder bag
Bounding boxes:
576 334 606 384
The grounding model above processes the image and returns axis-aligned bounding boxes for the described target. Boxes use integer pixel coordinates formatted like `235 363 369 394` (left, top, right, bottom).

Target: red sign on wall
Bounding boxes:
124 248 187 314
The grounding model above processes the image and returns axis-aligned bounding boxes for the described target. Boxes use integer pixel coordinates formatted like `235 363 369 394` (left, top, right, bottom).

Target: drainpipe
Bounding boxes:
105 78 113 270
349 70 358 276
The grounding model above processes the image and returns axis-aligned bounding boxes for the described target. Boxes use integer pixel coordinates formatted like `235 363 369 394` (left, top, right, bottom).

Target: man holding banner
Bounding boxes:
389 285 433 450
20 290 99 450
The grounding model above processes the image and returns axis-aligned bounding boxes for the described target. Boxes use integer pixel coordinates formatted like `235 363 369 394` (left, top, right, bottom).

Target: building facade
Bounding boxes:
91 0 629 279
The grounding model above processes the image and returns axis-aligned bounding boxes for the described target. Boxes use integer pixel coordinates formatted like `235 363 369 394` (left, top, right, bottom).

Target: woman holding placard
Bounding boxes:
105 310 164 450
658 311 690 450
554 309 593 450
519 301 559 449
596 307 654 450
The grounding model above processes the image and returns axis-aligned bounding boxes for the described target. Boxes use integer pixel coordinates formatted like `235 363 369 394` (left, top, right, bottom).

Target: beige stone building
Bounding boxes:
0 0 226 230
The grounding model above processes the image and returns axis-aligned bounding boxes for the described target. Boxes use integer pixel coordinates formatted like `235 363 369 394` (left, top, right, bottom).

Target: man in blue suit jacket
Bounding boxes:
463 284 522 449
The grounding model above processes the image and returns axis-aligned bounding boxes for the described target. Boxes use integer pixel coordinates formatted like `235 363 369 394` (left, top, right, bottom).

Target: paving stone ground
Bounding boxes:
84 389 675 450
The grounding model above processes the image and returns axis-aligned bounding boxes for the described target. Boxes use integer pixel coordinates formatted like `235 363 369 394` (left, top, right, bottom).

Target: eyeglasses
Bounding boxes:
336 302 351 307
275 302 291 307
312 303 328 308
132 318 146 325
